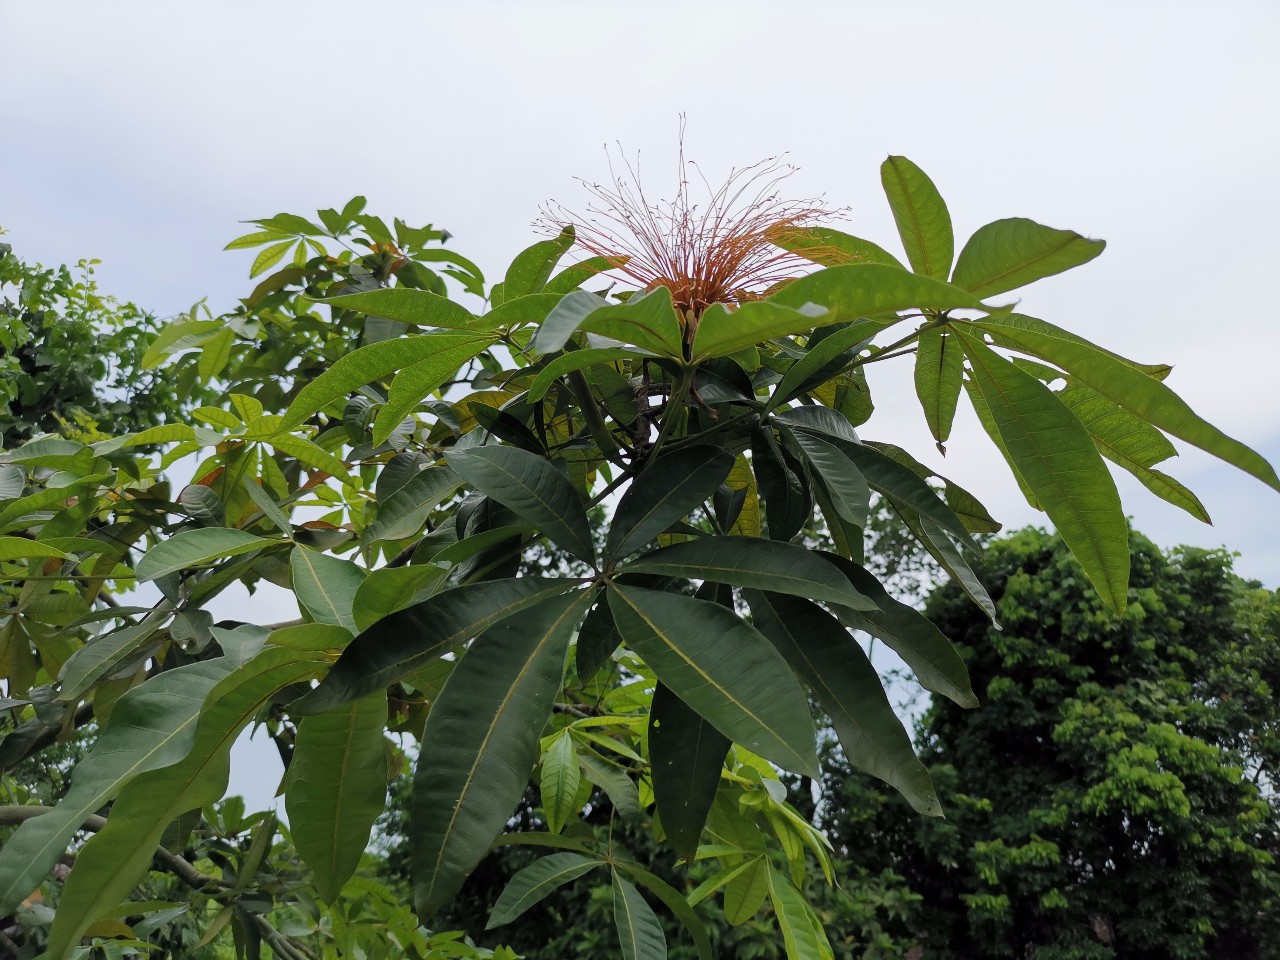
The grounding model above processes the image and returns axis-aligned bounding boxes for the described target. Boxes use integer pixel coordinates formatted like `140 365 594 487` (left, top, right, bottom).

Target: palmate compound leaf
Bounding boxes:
649 681 731 862
449 445 596 565
744 590 941 816
47 647 325 959
412 589 594 917
881 155 954 281
606 584 819 777
486 852 603 929
284 692 388 903
292 577 579 716
605 445 736 561
0 659 234 916
620 536 878 612
954 327 1131 614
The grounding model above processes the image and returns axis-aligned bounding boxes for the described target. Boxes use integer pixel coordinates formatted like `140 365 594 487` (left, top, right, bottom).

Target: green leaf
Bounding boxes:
284 693 388 902
606 446 735 560
533 288 684 357
528 347 645 402
197 327 235 382
0 465 24 500
316 288 484 331
953 217 1106 298
767 318 897 411
769 263 982 325
969 316 1280 495
278 331 493 433
613 871 667 960
541 730 581 835
450 446 596 565
362 465 461 546
178 484 225 527
616 863 713 960
412 590 593 916
723 856 770 925
881 155 953 280
47 648 322 958
751 429 809 542
622 537 877 611
691 300 831 361
289 546 366 633
767 865 834 960
58 620 165 702
575 594 620 682
822 553 978 708
294 577 579 715
579 750 642 819
249 238 294 278
372 338 496 444
649 682 729 861
607 584 818 777
351 564 449 632
785 429 870 527
955 329 1130 613
544 255 627 295
500 227 576 303
745 590 940 816
914 327 964 447
771 225 906 269
135 528 277 581
0 660 233 915
224 230 289 251
0 537 71 562
486 853 602 929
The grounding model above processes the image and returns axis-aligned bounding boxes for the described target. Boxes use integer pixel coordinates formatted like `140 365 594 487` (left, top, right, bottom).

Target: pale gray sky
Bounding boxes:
4 1 1278 810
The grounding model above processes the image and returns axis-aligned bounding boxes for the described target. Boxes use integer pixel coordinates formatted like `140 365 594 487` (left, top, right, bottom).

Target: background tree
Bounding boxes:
821 527 1280 959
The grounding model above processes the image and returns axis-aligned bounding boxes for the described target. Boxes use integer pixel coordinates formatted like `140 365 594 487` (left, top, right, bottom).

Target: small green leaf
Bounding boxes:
500 227 576 303
541 730 581 835
450 446 596 565
612 871 667 960
544 255 628 295
767 318 897 412
224 230 290 251
723 857 770 925
914 327 964 447
486 853 601 929
953 217 1105 298
135 529 276 581
649 682 729 862
285 693 388 902
607 584 818 777
606 446 735 560
249 239 294 278
881 155 953 280
290 547 366 633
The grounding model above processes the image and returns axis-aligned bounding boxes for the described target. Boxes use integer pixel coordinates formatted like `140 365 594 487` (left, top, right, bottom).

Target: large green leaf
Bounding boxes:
540 730 581 835
745 591 940 816
486 853 602 929
969 316 1280 494
47 648 323 958
498 227 576 303
135 528 276 581
450 446 596 565
290 546 366 633
0 537 71 561
751 429 809 542
767 865 834 960
914 327 964 447
785 429 870 527
533 287 684 357
605 446 735 560
316 287 484 331
57 619 166 702
372 337 495 444
412 590 593 916
575 592 620 682
278 331 493 433
613 871 667 960
724 856 770 925
880 156 954 281
822 553 977 708
284 693 388 902
768 263 983 322
956 329 1130 613
649 682 730 862
362 465 461 546
952 218 1105 298
0 660 233 915
772 225 906 269
691 300 832 361
293 577 577 715
351 563 449 632
621 537 877 611
545 255 628 295
607 584 818 777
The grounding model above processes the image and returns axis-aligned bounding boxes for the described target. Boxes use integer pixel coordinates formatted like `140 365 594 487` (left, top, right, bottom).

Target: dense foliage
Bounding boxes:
1 154 1276 960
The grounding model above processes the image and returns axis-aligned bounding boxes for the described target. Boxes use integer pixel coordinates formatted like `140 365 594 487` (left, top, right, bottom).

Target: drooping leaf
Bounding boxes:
881 155 953 281
0 660 233 916
952 217 1106 298
178 483 225 527
575 593 621 682
285 693 388 902
621 537 877 611
649 682 730 862
412 589 592 916
290 546 366 633
606 446 736 560
956 329 1130 613
293 577 578 715
612 871 668 960
616 863 713 960
607 584 818 777
723 856 770 925
785 429 870 528
135 528 277 582
540 730 581 835
745 590 940 815
57 619 166 702
750 429 809 542
486 853 602 929
914 326 964 447
450 445 596 565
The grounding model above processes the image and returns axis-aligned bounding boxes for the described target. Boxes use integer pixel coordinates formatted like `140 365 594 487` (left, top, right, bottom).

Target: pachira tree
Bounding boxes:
1 151 1277 960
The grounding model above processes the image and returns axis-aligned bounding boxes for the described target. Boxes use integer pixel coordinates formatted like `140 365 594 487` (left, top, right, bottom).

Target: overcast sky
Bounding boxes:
4 1 1278 810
